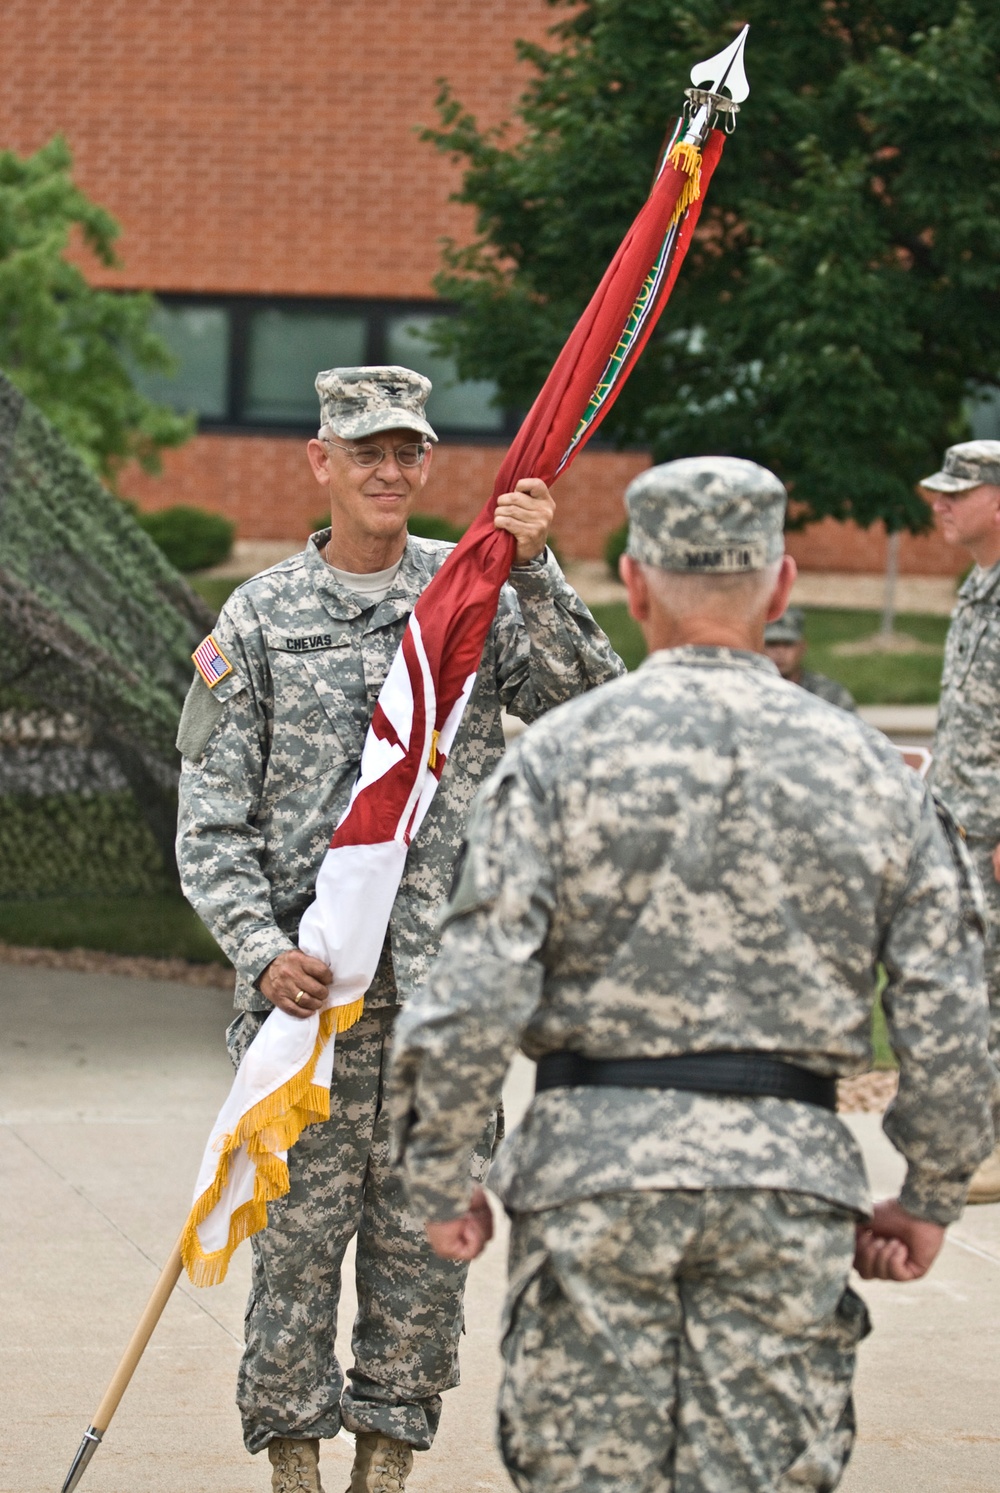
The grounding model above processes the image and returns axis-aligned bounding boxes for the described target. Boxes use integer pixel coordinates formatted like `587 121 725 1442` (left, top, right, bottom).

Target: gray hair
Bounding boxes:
640 560 782 622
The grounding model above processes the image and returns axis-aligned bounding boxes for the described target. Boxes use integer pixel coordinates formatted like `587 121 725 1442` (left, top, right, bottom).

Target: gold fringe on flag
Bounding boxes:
666 140 703 225
180 995 366 1286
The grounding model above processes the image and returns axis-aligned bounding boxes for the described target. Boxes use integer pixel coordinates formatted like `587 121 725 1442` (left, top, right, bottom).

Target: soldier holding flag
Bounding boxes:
175 365 622 1492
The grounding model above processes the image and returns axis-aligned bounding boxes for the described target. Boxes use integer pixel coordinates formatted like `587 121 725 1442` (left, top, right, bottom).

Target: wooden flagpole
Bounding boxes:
59 1238 184 1493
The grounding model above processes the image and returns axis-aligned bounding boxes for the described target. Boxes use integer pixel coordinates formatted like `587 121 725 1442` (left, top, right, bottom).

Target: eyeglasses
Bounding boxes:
324 440 430 469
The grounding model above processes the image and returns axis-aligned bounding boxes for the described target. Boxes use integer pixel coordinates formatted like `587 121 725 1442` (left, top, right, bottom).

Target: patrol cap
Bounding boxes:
919 440 1000 494
764 606 805 645
316 365 438 443
625 456 786 572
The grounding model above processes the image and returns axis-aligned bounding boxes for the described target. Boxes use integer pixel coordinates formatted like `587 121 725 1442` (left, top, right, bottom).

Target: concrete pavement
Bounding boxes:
2 962 998 1493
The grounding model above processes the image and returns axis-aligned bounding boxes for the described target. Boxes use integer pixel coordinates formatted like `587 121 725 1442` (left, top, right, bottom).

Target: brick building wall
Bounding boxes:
0 0 959 572
0 0 553 299
125 433 650 558
786 515 965 579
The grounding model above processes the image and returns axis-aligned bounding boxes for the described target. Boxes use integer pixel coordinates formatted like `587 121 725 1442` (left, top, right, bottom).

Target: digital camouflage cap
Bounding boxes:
625 456 786 573
764 606 805 645
315 365 438 443
919 440 1000 494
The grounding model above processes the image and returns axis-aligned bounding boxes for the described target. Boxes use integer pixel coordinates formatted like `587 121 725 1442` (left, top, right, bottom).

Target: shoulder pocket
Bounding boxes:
932 792 988 936
943 601 996 691
440 771 519 926
176 671 246 761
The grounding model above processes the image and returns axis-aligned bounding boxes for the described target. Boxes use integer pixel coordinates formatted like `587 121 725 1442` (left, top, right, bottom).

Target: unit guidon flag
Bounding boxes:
182 125 729 1286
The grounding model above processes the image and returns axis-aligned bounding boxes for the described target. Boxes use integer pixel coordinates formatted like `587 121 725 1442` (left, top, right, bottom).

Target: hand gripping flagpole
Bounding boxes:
57 27 749 1491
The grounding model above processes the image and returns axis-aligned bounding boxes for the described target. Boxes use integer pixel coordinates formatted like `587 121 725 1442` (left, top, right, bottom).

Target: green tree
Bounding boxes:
0 135 191 483
426 0 1000 533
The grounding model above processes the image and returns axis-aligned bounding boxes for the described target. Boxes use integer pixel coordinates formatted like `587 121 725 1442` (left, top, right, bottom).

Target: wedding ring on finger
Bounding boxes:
293 990 305 1006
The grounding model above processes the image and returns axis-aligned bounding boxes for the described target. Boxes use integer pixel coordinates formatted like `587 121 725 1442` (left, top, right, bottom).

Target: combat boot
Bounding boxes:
966 1142 1000 1205
268 1437 324 1493
345 1431 413 1492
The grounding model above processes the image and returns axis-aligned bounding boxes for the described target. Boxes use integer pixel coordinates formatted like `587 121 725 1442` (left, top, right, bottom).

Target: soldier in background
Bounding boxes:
175 365 623 1492
389 456 997 1493
921 439 1000 1205
764 606 857 711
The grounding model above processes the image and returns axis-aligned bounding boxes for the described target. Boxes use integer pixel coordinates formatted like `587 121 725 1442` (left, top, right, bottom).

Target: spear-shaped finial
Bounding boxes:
683 23 750 144
659 25 750 223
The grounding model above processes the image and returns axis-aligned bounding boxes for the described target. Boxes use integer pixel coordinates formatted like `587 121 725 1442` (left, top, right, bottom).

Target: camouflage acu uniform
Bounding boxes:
929 556 1000 1057
391 461 997 1492
175 530 623 1453
799 668 857 713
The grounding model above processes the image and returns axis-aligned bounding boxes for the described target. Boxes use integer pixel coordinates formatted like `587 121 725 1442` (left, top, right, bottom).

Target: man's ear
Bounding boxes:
418 442 434 491
306 439 332 487
620 553 650 622
765 554 798 624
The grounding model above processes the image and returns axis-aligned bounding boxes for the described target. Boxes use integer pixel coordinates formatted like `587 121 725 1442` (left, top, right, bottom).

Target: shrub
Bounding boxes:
137 505 235 572
0 790 168 899
604 521 628 578
407 512 467 544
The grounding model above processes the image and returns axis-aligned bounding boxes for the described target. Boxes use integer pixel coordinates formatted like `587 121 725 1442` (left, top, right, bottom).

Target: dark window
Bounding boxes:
968 385 1000 441
244 307 367 424
132 295 513 440
137 304 230 419
385 313 505 433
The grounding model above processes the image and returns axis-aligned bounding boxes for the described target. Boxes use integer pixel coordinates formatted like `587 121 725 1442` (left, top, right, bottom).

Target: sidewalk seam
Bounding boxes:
3 1122 243 1344
947 1232 1000 1268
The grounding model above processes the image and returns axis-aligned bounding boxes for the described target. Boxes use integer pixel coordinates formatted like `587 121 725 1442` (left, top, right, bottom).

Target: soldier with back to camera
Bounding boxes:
390 455 998 1493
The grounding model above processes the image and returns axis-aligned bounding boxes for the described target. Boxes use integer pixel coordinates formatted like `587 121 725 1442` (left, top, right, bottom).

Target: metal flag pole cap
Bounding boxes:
60 1429 102 1493
683 24 750 142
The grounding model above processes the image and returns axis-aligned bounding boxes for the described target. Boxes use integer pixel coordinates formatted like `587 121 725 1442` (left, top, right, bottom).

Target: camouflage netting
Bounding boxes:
0 372 214 898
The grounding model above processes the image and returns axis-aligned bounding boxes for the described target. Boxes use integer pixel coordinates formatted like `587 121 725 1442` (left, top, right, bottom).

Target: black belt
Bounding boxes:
535 1051 837 1112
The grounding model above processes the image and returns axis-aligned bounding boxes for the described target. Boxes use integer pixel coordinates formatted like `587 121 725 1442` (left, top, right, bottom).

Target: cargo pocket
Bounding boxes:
226 1009 269 1070
933 793 989 937
946 610 991 691
470 1106 502 1183
500 1246 552 1349
497 1247 558 1490
779 1286 872 1490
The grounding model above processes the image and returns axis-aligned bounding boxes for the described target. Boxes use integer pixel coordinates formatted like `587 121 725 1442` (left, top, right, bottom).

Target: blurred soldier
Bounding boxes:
390 455 998 1493
175 365 624 1492
922 438 1000 1204
764 606 857 712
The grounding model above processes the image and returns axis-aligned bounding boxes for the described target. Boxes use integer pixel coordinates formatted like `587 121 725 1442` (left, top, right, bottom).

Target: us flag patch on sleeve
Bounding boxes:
192 634 233 688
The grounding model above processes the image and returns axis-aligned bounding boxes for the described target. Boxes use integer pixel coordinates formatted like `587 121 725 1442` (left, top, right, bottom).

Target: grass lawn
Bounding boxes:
193 575 944 703
870 986 896 1070
591 602 947 704
590 602 648 671
190 574 242 613
0 893 229 964
804 609 947 705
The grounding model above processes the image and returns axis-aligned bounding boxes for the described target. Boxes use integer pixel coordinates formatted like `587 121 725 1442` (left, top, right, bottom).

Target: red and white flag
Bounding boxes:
182 126 728 1285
